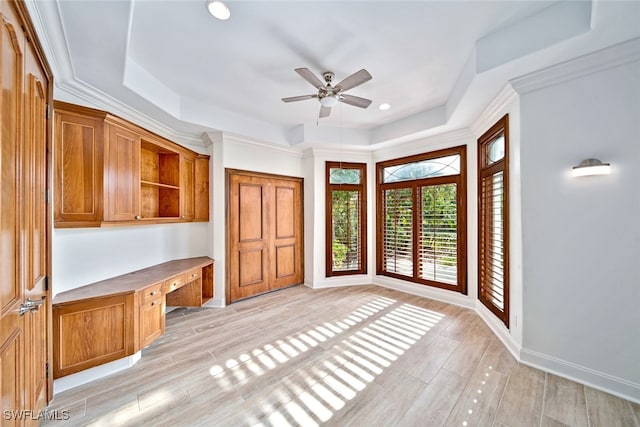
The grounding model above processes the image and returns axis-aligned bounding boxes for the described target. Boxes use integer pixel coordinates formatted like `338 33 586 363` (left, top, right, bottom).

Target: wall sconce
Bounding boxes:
572 158 611 177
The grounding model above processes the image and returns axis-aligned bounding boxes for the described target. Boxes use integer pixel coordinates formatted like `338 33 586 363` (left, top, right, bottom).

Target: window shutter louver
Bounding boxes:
383 187 414 277
419 184 458 285
331 190 362 272
478 115 509 327
479 171 505 310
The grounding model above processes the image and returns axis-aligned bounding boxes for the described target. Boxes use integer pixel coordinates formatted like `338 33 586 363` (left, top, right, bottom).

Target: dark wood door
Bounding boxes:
227 170 303 303
1 1 51 421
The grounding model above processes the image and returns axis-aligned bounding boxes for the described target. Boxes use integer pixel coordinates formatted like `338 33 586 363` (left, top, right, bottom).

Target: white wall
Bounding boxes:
53 223 210 297
516 59 640 400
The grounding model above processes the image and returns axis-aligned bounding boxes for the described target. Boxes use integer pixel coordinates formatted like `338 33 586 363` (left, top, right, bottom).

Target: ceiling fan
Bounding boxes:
282 68 373 118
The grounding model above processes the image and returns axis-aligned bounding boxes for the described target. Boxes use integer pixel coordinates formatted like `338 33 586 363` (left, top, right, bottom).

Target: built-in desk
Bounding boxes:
52 257 214 378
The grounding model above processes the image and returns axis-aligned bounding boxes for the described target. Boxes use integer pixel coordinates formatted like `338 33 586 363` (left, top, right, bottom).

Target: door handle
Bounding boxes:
18 298 45 316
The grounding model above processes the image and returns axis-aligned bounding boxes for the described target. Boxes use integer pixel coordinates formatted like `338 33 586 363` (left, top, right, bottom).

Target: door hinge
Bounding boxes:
46 103 51 120
44 276 49 291
46 362 49 378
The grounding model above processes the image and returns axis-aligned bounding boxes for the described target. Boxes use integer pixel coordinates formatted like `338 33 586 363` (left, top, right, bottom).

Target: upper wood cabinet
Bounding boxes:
53 105 106 226
195 155 210 222
53 101 210 228
180 154 195 221
104 121 141 222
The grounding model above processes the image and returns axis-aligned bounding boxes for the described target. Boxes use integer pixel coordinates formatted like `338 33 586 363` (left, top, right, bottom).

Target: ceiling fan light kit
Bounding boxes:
320 94 339 107
282 68 373 118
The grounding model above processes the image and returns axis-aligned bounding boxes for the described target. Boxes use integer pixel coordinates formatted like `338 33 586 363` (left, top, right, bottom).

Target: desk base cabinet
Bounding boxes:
140 297 166 349
53 257 213 378
53 294 136 378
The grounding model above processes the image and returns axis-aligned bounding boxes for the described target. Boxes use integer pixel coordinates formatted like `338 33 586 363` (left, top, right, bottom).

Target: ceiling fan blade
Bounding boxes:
295 68 325 90
339 94 373 109
319 105 331 118
335 69 372 92
282 94 317 103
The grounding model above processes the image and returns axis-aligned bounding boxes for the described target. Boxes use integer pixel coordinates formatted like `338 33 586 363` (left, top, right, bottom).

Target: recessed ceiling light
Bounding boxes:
379 103 391 111
206 0 230 20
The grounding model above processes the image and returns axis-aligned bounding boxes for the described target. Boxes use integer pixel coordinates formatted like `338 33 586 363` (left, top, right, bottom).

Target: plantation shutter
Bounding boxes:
331 190 362 272
383 187 413 277
419 184 457 285
478 115 509 327
479 171 505 311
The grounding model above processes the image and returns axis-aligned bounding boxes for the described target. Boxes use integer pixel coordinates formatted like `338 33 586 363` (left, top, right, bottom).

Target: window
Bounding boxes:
376 147 467 293
478 115 509 327
326 162 367 276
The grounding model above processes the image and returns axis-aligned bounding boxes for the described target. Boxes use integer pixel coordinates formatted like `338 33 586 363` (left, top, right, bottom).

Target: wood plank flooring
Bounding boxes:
43 285 640 426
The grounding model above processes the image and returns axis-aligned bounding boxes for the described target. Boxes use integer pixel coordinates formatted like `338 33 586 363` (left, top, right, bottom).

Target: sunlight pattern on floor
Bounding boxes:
201 297 445 426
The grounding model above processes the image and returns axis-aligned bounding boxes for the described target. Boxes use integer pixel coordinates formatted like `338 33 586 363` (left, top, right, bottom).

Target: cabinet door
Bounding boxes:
53 294 136 378
194 155 210 221
139 297 165 348
180 154 195 221
105 124 140 221
54 110 104 226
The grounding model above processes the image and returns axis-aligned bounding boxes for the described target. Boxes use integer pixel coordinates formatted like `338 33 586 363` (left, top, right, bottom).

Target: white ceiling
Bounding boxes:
28 0 640 147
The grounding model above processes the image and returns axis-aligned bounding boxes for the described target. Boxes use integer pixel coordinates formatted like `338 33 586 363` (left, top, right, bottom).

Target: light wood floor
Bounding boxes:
44 285 639 426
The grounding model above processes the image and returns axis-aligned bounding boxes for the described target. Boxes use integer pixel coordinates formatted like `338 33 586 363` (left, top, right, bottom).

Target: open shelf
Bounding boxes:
140 139 181 219
140 180 180 190
141 183 180 218
140 140 180 187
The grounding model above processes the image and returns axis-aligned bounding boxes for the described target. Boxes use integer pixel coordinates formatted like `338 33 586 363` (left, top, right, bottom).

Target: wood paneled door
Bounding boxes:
1 0 53 422
227 170 304 303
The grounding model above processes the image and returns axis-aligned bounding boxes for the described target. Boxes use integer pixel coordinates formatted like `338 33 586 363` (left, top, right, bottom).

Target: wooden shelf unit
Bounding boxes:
53 101 210 227
52 257 214 378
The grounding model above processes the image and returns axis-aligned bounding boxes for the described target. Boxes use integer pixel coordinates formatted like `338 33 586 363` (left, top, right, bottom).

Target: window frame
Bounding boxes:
376 146 467 293
325 161 367 277
477 114 510 327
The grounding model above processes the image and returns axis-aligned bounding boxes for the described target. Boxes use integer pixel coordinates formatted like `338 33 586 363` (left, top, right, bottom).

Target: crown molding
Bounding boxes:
24 0 76 82
510 37 640 95
470 84 518 136
372 128 475 161
56 79 207 147
222 132 304 158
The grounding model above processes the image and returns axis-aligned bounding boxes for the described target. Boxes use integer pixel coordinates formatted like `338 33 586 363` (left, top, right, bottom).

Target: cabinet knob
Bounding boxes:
151 291 157 296
135 215 141 220
181 215 185 219
151 301 157 306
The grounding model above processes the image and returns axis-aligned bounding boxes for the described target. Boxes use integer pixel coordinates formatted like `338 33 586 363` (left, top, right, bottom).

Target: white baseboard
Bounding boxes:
373 275 475 309
308 275 373 289
475 302 521 360
520 349 640 404
205 297 225 308
53 352 141 395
